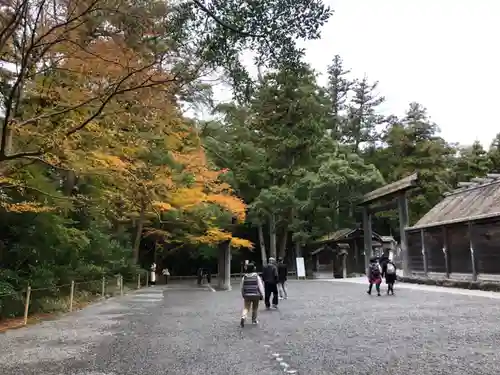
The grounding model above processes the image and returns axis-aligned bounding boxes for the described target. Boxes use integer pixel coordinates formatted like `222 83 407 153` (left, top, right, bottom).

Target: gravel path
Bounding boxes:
1 279 500 375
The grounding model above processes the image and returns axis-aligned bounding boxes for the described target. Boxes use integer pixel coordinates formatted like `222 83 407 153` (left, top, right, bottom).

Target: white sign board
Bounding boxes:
296 257 306 278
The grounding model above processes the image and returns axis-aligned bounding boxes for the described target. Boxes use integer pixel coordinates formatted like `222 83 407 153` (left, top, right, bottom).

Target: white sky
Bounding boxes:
211 0 500 148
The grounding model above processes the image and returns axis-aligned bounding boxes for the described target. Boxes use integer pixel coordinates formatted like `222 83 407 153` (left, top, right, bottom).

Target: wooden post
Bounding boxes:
101 276 106 299
69 280 75 312
146 271 149 287
217 241 232 290
23 285 31 326
397 193 410 276
120 275 124 296
225 243 232 290
137 273 141 289
342 254 347 279
421 229 428 276
353 239 358 271
443 226 450 278
468 221 477 281
331 249 335 278
362 206 372 274
295 242 302 258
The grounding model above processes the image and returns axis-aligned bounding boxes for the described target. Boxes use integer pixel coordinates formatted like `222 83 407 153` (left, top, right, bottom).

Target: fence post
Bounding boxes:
23 285 31 326
101 276 106 299
137 273 141 289
69 280 75 312
120 275 124 296
146 271 149 287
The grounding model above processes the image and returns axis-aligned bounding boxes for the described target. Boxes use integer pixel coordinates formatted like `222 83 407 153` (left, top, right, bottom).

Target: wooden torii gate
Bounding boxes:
358 173 419 275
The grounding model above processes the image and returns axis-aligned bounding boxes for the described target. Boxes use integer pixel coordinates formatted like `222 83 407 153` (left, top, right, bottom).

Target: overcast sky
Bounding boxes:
211 0 499 148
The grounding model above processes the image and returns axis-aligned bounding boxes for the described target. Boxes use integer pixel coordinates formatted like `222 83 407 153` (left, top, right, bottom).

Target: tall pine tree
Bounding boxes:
342 76 385 153
326 55 352 140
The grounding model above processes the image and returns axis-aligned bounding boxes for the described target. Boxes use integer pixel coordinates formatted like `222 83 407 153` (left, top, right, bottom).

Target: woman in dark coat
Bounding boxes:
383 259 397 295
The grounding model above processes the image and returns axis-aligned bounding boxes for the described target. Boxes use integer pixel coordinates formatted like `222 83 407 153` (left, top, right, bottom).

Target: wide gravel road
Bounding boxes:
1 278 500 375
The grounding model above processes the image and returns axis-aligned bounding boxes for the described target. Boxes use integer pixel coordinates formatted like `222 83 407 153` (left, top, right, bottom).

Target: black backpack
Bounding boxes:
370 262 381 277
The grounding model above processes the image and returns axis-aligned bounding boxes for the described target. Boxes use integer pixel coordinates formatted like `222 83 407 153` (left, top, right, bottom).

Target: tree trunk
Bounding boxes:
217 241 231 290
258 224 267 266
62 170 76 197
279 229 288 260
132 202 146 264
269 213 277 259
3 128 13 155
62 170 76 216
295 242 302 257
334 199 340 230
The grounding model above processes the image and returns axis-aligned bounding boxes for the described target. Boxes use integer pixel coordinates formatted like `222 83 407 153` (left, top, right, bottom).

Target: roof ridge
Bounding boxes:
445 176 500 197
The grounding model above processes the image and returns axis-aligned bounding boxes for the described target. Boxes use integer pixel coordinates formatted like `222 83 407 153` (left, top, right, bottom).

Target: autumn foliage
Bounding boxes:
0 0 252 268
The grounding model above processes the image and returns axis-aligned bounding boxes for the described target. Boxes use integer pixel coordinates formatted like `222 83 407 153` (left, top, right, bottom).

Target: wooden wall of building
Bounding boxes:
406 218 500 278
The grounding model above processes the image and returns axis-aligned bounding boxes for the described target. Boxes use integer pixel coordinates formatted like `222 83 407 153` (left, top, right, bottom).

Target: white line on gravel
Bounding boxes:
207 284 216 292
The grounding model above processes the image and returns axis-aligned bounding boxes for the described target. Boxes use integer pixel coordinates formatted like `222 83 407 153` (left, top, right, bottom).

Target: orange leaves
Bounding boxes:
152 201 172 212
190 228 253 249
230 237 254 249
2 0 180 164
1 202 53 213
169 187 206 209
89 152 130 172
193 228 232 243
206 194 246 223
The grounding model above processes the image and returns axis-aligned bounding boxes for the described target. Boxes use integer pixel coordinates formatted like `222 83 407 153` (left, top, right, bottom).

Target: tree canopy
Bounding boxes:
0 0 496 319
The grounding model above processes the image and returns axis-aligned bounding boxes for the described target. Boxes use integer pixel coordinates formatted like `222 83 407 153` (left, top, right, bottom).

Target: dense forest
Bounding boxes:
0 0 498 317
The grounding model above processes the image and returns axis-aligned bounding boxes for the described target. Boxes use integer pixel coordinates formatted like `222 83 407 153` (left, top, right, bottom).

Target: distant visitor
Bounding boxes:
150 263 157 286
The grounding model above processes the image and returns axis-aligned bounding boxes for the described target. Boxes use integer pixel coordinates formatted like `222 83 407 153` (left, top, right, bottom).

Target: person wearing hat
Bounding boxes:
262 257 279 309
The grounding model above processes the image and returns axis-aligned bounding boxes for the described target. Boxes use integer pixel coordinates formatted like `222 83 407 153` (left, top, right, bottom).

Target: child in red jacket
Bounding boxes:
367 257 382 296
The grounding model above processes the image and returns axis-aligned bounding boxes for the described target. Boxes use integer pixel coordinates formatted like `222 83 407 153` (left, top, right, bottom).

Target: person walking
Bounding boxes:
277 258 288 299
162 267 170 284
262 257 279 309
379 253 389 273
367 257 382 296
197 268 204 286
240 262 264 327
150 263 157 286
383 259 397 295
205 268 212 284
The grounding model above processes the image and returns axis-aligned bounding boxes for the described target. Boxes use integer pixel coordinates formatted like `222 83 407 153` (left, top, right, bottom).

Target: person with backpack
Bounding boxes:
383 259 397 295
240 262 264 327
379 253 389 272
367 257 382 296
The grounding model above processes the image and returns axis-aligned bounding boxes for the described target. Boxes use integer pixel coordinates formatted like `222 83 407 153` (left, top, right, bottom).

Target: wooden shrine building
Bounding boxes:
308 228 396 278
405 174 500 281
359 173 419 274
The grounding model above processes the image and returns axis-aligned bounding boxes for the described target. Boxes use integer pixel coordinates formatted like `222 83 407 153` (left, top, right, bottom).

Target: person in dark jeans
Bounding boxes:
262 257 279 309
197 268 204 286
277 258 288 299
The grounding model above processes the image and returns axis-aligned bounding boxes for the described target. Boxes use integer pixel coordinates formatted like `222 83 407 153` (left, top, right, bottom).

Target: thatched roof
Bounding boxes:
408 177 500 231
312 228 387 246
360 172 418 205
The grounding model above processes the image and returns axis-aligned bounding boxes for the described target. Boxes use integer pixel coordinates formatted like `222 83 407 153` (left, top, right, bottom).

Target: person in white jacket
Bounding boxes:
240 262 265 327
150 263 157 286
